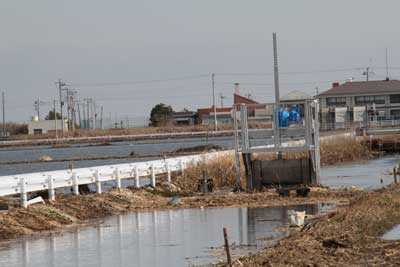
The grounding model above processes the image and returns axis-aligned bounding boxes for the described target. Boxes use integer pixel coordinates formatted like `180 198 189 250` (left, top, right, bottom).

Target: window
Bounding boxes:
355 95 385 105
326 97 346 106
33 129 43 135
390 94 400 104
391 109 400 118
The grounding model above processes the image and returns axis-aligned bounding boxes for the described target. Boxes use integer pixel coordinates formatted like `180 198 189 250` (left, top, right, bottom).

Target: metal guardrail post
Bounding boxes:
48 175 55 201
166 162 171 183
313 100 321 184
135 166 140 188
95 170 102 194
233 104 241 189
72 172 79 195
115 168 121 189
20 178 27 208
151 164 156 187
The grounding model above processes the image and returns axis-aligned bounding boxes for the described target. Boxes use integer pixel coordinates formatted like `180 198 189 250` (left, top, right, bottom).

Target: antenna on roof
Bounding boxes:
385 48 390 80
362 67 374 81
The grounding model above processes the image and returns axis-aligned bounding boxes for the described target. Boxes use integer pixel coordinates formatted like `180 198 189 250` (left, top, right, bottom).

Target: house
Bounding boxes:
317 79 400 129
197 107 233 125
172 110 197 126
197 93 262 125
28 117 68 135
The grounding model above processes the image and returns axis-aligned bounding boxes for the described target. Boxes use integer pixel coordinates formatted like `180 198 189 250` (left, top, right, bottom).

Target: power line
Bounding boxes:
67 74 210 87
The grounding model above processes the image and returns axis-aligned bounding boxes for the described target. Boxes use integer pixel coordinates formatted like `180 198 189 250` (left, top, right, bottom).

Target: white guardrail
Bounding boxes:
0 150 233 208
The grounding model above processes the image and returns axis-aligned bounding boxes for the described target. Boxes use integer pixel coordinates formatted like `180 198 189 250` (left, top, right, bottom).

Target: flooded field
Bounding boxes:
0 203 334 267
321 156 399 189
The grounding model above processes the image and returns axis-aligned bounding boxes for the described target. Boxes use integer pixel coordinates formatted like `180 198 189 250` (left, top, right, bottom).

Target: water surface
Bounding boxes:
0 203 334 267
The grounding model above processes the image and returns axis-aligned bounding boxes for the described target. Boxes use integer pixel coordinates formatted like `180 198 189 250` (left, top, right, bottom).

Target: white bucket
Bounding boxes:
288 210 306 227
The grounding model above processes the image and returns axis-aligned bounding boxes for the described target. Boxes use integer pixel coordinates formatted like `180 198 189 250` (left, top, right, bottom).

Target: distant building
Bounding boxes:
28 117 68 135
197 107 232 125
197 93 261 125
172 110 197 126
317 79 400 129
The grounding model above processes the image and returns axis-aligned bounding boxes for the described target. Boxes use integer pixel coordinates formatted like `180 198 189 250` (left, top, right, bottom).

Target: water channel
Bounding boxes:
0 203 335 267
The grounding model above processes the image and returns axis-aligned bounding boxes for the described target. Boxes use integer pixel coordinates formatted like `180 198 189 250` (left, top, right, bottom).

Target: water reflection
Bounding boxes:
0 203 334 267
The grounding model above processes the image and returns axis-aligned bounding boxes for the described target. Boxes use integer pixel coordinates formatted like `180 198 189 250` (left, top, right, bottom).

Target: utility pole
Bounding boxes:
84 98 91 129
82 102 86 129
273 32 281 148
2 92 5 137
77 102 82 129
212 73 217 131
386 48 390 80
362 67 374 81
56 79 66 135
100 106 103 130
54 100 58 139
34 99 40 119
93 100 97 129
315 87 319 97
219 93 226 108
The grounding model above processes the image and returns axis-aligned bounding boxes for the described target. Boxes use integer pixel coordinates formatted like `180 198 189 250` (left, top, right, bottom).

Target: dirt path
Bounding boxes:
225 184 400 266
0 187 355 242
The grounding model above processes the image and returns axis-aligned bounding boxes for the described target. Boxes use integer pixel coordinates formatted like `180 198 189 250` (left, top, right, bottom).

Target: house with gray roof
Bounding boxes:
317 79 400 129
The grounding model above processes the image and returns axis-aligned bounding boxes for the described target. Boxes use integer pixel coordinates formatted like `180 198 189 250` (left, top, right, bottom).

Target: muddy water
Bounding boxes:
321 156 399 189
0 203 334 267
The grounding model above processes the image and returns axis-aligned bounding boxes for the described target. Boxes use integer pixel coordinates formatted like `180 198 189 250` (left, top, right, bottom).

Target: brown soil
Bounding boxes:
0 187 355 242
221 184 400 267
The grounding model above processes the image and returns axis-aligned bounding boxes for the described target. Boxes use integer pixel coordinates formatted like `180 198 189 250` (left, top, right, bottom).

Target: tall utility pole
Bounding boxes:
53 100 58 139
84 98 91 129
219 93 226 108
34 99 40 119
100 106 103 130
211 73 217 131
77 102 82 129
82 102 86 129
386 48 390 80
92 100 97 129
56 79 66 135
273 32 281 148
2 92 5 137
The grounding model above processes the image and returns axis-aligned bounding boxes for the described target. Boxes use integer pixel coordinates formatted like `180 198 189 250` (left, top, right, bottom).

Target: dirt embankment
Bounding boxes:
226 184 400 267
0 187 355 242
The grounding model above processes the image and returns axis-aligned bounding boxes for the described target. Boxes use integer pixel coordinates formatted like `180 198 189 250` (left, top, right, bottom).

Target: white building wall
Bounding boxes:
28 120 68 135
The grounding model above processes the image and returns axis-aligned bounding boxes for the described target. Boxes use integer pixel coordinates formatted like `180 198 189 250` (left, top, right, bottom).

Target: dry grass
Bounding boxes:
253 136 373 166
320 136 373 166
237 185 400 267
173 155 245 191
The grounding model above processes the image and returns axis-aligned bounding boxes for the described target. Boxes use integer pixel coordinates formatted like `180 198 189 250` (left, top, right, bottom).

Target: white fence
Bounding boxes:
0 151 233 208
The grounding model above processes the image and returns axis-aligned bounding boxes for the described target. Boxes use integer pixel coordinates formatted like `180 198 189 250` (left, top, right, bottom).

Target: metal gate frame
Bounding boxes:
233 100 320 190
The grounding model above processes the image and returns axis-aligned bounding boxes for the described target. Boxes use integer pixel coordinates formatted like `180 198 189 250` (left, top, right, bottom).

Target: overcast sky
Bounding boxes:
2 0 400 123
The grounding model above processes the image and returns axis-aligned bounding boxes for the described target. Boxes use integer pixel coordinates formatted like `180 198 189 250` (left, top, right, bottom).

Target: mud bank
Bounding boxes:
0 187 356 242
222 184 400 266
